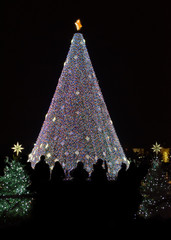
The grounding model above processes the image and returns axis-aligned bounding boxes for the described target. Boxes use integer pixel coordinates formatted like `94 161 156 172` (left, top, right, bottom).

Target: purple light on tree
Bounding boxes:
28 33 128 177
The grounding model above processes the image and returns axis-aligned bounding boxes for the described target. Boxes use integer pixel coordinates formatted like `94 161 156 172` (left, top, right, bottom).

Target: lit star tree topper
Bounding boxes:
75 19 82 31
151 142 162 155
11 142 24 156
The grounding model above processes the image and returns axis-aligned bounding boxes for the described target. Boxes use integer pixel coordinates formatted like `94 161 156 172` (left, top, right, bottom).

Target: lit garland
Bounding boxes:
28 33 129 177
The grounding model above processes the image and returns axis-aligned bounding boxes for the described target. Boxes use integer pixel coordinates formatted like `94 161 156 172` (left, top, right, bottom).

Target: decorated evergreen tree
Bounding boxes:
28 25 128 178
138 155 171 219
0 157 32 220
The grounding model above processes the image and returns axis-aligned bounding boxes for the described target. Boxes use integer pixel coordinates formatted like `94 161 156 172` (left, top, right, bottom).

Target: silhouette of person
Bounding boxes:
25 160 35 191
51 161 65 184
34 155 50 192
117 162 127 183
119 161 142 221
70 161 89 183
90 159 108 183
32 156 51 223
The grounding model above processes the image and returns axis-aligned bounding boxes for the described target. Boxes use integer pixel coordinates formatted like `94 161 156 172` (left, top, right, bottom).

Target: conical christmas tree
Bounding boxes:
138 156 171 218
28 31 128 177
0 157 32 220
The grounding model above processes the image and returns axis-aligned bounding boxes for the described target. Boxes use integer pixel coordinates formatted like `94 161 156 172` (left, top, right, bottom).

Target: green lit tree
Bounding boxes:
0 157 32 221
138 155 171 219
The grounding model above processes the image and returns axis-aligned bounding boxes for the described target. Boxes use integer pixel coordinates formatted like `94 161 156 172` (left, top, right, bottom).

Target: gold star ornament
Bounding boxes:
151 142 162 155
75 19 82 31
11 142 24 156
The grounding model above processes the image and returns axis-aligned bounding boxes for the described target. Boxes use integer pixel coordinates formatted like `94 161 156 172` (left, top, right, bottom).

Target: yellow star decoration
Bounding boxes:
11 142 24 156
75 19 82 31
151 142 162 155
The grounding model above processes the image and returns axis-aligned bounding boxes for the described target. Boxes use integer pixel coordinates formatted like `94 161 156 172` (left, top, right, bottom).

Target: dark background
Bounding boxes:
1 1 171 157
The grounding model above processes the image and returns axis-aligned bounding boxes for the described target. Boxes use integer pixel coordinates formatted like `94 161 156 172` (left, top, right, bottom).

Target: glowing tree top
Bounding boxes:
28 23 128 177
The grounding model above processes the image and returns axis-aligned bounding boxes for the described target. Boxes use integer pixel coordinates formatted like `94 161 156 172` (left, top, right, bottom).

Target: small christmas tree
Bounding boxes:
0 157 32 220
138 154 171 219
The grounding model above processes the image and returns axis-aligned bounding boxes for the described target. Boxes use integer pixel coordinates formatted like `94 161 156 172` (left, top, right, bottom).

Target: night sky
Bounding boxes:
1 2 171 157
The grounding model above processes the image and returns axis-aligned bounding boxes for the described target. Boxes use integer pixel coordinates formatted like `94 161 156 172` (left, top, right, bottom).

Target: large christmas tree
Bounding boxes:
28 28 128 177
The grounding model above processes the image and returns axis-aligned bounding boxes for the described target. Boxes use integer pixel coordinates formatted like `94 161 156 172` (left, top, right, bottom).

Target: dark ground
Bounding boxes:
0 180 171 237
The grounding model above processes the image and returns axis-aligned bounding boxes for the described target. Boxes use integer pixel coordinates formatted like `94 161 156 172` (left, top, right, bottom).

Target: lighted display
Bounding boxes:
0 157 32 220
28 33 129 177
75 19 82 31
138 155 171 218
11 142 24 156
151 142 162 155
